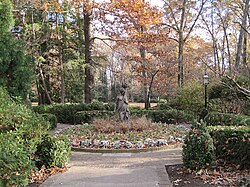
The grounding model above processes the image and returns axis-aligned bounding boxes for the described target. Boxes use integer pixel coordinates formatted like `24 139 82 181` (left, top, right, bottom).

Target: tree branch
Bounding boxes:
184 0 208 43
225 75 250 97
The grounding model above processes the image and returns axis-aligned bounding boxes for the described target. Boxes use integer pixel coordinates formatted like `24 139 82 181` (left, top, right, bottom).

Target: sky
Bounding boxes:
150 0 164 7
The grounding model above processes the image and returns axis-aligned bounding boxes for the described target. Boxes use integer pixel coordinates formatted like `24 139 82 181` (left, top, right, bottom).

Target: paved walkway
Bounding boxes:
40 148 182 187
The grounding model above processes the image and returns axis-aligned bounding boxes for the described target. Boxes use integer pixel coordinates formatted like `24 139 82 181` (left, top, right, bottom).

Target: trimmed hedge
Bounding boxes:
209 126 250 168
147 110 193 124
74 110 114 124
74 109 193 125
205 113 250 126
33 101 193 125
33 102 115 124
41 113 58 130
156 103 173 110
131 109 193 124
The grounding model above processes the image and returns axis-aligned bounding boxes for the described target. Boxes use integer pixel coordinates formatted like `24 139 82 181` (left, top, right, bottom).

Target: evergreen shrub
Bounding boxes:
157 103 173 110
182 120 215 170
169 80 204 118
209 126 250 168
147 110 193 124
0 133 32 187
205 113 250 126
41 113 58 129
74 110 114 124
130 109 193 124
35 134 71 169
33 102 115 124
0 87 50 186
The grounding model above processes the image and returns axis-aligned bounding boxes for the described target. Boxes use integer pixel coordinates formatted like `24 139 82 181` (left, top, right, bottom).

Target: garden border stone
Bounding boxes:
71 143 183 153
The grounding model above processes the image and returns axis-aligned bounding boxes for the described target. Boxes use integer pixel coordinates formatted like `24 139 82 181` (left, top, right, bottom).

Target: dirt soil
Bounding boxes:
166 164 216 187
166 164 250 187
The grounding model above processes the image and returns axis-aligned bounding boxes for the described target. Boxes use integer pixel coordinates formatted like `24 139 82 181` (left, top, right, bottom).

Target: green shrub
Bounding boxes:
74 110 114 124
148 110 192 124
0 87 50 185
35 134 71 169
41 113 58 129
130 109 193 124
89 101 115 111
209 76 250 114
0 87 49 149
0 132 32 187
157 103 173 110
128 106 143 112
169 80 204 118
33 102 115 124
183 120 215 170
205 113 250 126
33 103 193 125
209 126 250 168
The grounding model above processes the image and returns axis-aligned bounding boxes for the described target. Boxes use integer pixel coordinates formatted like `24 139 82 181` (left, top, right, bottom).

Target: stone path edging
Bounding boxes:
72 143 183 153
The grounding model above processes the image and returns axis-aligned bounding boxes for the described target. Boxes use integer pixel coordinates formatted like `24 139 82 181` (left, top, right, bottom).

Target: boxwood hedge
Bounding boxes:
209 126 250 168
205 113 250 126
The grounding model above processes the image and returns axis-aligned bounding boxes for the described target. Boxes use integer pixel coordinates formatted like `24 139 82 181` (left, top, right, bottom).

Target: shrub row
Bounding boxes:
73 109 193 124
33 102 115 124
183 121 250 170
74 110 114 124
205 113 250 126
209 126 250 168
0 87 71 186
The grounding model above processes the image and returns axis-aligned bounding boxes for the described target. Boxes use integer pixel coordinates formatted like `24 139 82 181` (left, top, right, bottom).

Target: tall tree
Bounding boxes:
235 0 249 69
0 0 33 99
163 0 207 87
98 0 164 108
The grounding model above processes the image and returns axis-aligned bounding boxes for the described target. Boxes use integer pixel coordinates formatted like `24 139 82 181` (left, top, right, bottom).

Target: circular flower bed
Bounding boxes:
58 118 190 150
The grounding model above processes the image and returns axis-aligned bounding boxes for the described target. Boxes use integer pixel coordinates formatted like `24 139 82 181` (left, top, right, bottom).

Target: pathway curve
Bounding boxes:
40 148 182 187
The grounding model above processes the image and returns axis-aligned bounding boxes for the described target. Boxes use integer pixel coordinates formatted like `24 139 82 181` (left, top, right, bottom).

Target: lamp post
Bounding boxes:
203 73 209 118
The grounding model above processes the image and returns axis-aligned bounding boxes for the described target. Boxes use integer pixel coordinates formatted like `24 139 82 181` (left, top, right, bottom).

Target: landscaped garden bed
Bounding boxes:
57 117 190 150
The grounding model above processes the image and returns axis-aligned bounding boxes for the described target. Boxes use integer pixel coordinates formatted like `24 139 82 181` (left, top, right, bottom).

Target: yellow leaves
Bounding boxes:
70 0 94 12
42 1 64 13
106 0 163 27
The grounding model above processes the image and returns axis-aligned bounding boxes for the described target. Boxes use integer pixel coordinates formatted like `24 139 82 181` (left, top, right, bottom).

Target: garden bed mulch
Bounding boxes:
166 162 250 187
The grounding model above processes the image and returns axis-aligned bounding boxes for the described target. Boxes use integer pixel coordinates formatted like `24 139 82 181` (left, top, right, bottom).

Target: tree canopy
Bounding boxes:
0 0 249 106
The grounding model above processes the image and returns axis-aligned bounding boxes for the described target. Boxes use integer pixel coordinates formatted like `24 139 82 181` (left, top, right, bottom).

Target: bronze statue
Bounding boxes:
115 86 129 122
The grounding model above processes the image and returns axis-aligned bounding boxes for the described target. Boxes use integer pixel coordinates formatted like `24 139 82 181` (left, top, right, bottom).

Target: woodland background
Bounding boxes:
1 0 249 109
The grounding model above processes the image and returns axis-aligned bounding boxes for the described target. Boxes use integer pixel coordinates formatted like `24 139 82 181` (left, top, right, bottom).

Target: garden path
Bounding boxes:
40 148 182 187
37 123 183 187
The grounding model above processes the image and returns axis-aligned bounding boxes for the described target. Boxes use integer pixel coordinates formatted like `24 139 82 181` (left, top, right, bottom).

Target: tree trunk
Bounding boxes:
56 11 65 104
178 0 186 87
76 12 85 102
38 66 52 104
139 44 150 109
223 25 232 74
235 0 249 69
84 10 94 104
242 29 247 65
